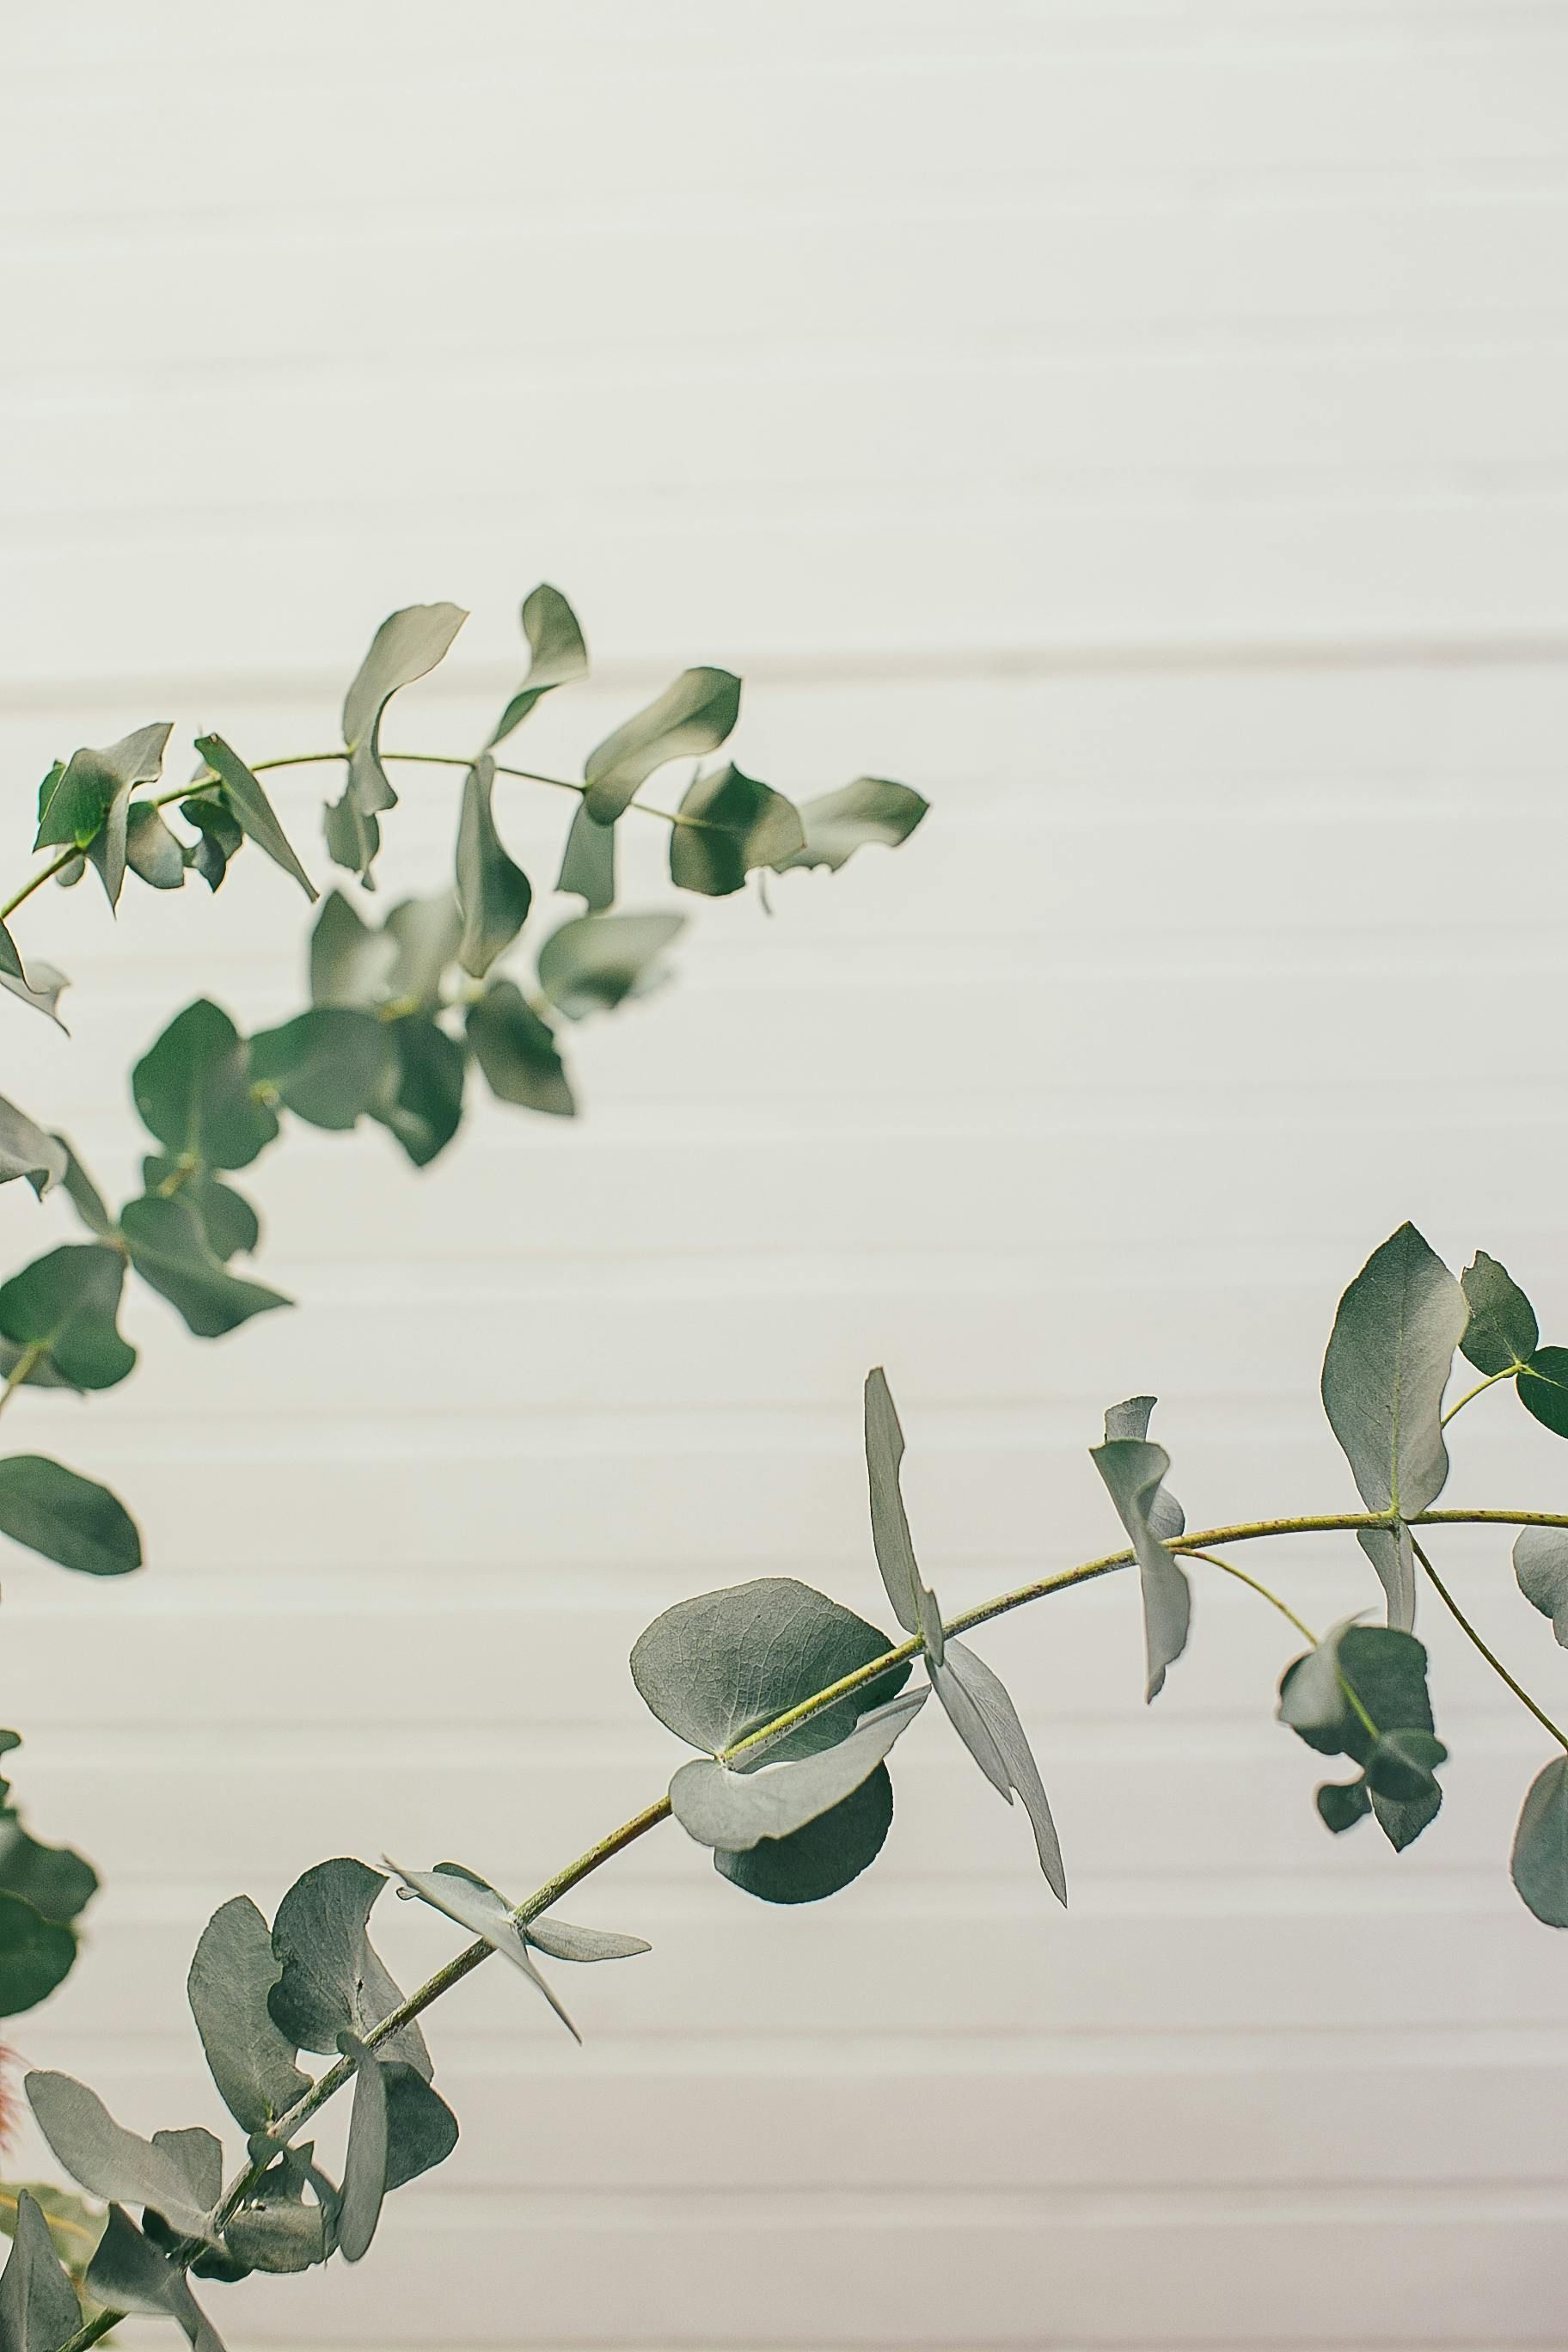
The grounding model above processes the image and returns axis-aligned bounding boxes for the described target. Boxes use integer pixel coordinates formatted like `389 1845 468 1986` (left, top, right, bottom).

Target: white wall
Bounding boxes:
3 4 1568 2345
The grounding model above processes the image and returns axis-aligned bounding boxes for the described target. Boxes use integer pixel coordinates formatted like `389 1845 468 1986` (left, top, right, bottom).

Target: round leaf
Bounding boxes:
715 1767 894 1905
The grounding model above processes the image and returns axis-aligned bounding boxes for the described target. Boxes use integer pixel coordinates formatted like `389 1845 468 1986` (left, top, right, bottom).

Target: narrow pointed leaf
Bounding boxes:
771 776 928 873
862 1367 944 1662
53 1139 111 1234
25 2074 215 2240
583 667 740 824
1091 1400 1190 1701
0 1099 65 1199
334 2036 388 2264
456 756 531 977
1460 1252 1538 1375
0 916 23 985
85 2207 226 2352
132 1000 278 1170
524 1916 651 1964
669 763 803 897
267 1858 430 2076
716 1767 894 1906
537 911 683 1019
0 2190 81 2352
188 1896 309 2134
1512 1755 1568 1926
467 982 575 1117
0 1246 136 1390
0 1457 140 1577
340 603 467 819
248 1008 395 1131
1320 1222 1467 1518
385 1860 583 2043
193 736 317 901
556 802 616 910
488 584 589 745
929 1638 1067 1903
0 964 69 1031
121 1193 290 1339
35 725 172 910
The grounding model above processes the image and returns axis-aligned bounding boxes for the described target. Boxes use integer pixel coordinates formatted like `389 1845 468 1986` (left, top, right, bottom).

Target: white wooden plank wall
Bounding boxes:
3 3 1568 2345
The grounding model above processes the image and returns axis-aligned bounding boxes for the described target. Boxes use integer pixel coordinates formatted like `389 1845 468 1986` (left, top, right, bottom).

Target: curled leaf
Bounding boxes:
771 776 928 874
583 668 739 824
670 1691 926 1851
488 584 588 746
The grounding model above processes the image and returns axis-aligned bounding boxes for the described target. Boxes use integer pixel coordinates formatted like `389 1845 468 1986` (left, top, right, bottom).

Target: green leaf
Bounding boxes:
770 776 929 874
487 584 589 746
121 804 185 892
375 1016 466 1167
143 1160 259 1264
1357 1522 1417 1632
84 2207 226 2352
928 1638 1067 1904
0 1732 97 1927
1316 1778 1373 1834
121 1193 290 1339
668 763 803 897
0 1457 140 1577
187 1896 310 2135
716 1767 894 1906
0 1099 66 1199
630 1576 909 1765
222 2171 327 2275
0 1898 77 2018
383 892 462 1008
456 756 532 977
383 2065 457 2192
329 603 468 880
1512 1755 1568 1926
524 1916 651 1964
555 803 616 911
583 668 741 824
1518 1348 1568 1439
386 1860 585 2043
0 963 69 1032
466 982 575 1118
25 2075 217 2242
1278 1620 1444 1850
537 911 683 1020
0 2180 108 2290
1363 1726 1448 1804
309 890 398 1009
0 920 22 989
0 1246 136 1391
180 796 243 893
267 1857 431 2075
192 737 317 902
248 1008 395 1130
0 2190 86 2352
1091 1396 1190 1702
334 2035 388 2265
53 1139 111 1235
1460 1251 1538 1375
35 725 172 910
132 1000 279 1170
863 1367 944 1663
1515 1527 1568 1645
1320 1220 1467 1527
670 1690 925 1851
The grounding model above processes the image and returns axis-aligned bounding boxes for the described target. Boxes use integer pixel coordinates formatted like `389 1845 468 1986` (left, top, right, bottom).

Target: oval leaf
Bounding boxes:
583 668 740 824
555 802 616 911
188 1896 310 2135
0 1246 136 1391
467 982 575 1118
193 736 317 902
1515 1526 1568 1645
1321 1222 1467 1519
668 763 803 897
133 1000 279 1171
0 1456 140 1577
267 1858 430 2076
715 1767 894 1906
25 2074 216 2242
1518 1348 1568 1439
537 912 683 1020
0 1101 65 1201
248 1008 395 1131
121 1193 290 1340
771 776 928 874
488 584 589 747
1512 1754 1568 1926
671 1690 926 1851
0 1895 78 2018
1460 1251 1538 1375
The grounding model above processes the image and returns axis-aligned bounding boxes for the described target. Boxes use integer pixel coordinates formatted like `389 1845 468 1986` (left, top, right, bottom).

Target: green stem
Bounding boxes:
53 1499 1568 2352
1441 1368 1515 1426
1409 1534 1568 1753
0 848 83 924
1181 1547 1320 1644
0 1343 43 1418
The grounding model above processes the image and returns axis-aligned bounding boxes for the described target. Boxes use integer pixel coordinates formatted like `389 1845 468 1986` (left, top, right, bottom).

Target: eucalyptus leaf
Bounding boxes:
1278 1620 1444 1851
385 1860 584 2043
928 1638 1067 1904
267 1858 431 2076
524 1916 651 1964
0 2190 81 2352
84 2207 226 2352
383 893 462 1008
555 802 616 911
0 1896 77 2018
716 1767 894 1906
375 1015 466 1167
862 1367 944 1663
0 916 22 985
537 911 683 1020
123 804 186 892
382 2066 458 2193
0 1731 97 1927
25 2074 216 2242
187 1896 310 2135
1320 1222 1467 1521
0 1099 66 1199
309 890 398 1009
1512 1754 1568 1926
334 2035 388 2265
488 584 589 745
142 1159 259 1263
223 2142 334 2275
192 736 317 902
1460 1251 1538 1375
0 2181 107 2289
1091 1398 1190 1702
121 1193 291 1340
322 793 380 887
0 1246 136 1390
53 1139 111 1235
132 1001 278 1171
467 982 575 1118
770 776 929 874
0 1456 141 1577
180 795 244 893
248 1008 396 1131
456 756 531 977
35 724 172 910
1518 1349 1568 1440
0 963 69 1031
669 763 803 897
1357 1522 1417 1633
583 668 740 824
671 1689 925 1851
330 603 468 879
1514 1527 1568 1645
630 1576 910 1765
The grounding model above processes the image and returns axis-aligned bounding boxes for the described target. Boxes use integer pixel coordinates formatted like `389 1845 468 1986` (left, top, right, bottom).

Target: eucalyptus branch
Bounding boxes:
1411 1534 1568 1752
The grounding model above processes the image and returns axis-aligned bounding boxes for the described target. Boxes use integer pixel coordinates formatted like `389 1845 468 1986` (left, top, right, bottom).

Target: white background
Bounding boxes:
3 4 1568 2346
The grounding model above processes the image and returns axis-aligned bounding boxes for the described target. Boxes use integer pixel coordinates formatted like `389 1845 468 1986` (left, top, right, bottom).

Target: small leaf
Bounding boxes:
309 890 398 1009
388 1861 583 2041
630 1576 910 1764
1316 1778 1373 1834
537 911 683 1020
583 667 740 824
1460 1251 1538 1375
375 1017 466 1168
524 1916 651 1964
456 756 532 977
35 725 172 910
488 584 589 745
382 2066 457 2192
0 917 22 985
180 795 243 892
334 2035 388 2264
668 763 803 897
1357 1522 1417 1632
25 2074 216 2241
0 1099 66 1199
1091 1398 1190 1702
1278 1621 1444 1851
248 1008 395 1131
1514 1527 1568 1645
267 1858 430 2076
1517 1349 1568 1439
928 1638 1067 1903
143 1160 259 1264
192 737 317 902
132 1001 278 1171
671 1690 926 1851
383 893 462 1008
0 1730 98 1926
53 1138 111 1235
467 982 575 1118
122 804 186 892
0 1246 136 1390
862 1368 944 1663
0 1457 140 1577
0 2189 83 2352
0 964 69 1031
330 603 468 880
0 1896 77 2018
1321 1222 1467 1520
555 803 616 911
1363 1727 1447 1804
771 776 929 874
716 1767 894 1906
121 1193 290 1339
84 2207 226 2352
1512 1755 1568 1926
322 792 380 886
187 1896 310 2135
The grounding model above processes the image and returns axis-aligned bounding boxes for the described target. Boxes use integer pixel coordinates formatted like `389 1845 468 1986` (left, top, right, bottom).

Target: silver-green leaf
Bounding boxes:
928 1638 1067 1904
671 1690 926 1852
193 736 317 902
1514 1528 1568 1646
329 603 468 879
770 777 928 874
1511 1754 1568 1926
1091 1398 1190 1701
0 1099 66 1198
1321 1222 1467 1522
582 668 740 824
455 756 532 977
555 802 616 911
862 1368 944 1663
668 763 803 897
334 2035 388 2265
84 2208 226 2352
0 2190 81 2352
385 1861 585 2043
25 2073 217 2242
487 584 589 746
537 912 683 1020
188 1896 310 2135
267 1858 430 2075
